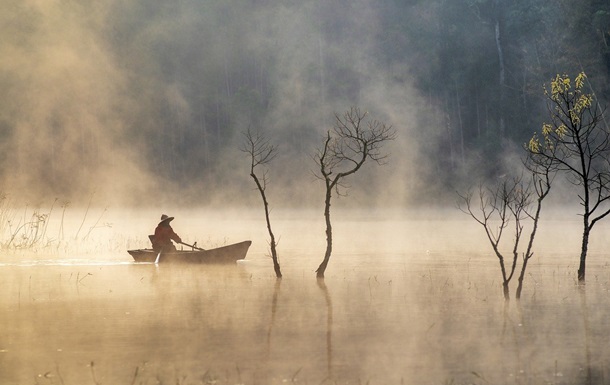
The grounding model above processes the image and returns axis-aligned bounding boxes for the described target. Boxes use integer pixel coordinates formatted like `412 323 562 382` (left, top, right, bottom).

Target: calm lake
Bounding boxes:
1 208 610 384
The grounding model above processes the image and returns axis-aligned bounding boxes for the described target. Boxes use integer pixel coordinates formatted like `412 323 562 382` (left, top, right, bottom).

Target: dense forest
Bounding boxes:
1 0 609 207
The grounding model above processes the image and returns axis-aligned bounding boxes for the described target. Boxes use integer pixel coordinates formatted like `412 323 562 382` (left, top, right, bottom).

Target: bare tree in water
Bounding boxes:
313 107 396 278
457 158 553 301
242 127 282 278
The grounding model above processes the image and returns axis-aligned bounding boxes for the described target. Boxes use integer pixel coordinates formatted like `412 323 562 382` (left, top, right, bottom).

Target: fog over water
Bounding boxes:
1 209 610 383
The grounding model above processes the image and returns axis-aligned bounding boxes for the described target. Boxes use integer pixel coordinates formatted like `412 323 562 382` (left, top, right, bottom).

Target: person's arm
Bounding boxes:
170 229 182 244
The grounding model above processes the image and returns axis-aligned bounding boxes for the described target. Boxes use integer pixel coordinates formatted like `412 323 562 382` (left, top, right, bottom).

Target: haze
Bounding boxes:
0 0 425 208
6 0 605 209
3 213 610 384
2 2 610 383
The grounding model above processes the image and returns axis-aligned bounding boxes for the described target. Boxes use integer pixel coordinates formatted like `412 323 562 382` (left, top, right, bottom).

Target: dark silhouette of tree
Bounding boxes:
241 127 282 278
313 108 396 278
527 72 609 282
517 152 555 299
457 166 552 301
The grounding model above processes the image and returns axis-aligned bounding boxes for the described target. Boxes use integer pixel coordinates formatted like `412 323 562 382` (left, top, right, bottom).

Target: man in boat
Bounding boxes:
151 214 182 252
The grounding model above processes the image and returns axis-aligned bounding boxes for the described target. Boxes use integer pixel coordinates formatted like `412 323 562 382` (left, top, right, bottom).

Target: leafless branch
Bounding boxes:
314 107 396 278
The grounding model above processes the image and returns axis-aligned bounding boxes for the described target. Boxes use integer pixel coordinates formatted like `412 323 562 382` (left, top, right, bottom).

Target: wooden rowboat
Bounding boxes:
128 240 252 264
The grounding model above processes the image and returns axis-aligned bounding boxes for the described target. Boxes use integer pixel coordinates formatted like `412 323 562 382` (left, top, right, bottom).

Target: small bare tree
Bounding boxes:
242 127 282 278
458 178 525 300
517 149 555 298
526 72 610 282
313 107 396 278
457 164 552 301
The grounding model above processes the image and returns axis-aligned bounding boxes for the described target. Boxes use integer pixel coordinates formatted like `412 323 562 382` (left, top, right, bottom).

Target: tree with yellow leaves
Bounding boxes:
527 72 609 282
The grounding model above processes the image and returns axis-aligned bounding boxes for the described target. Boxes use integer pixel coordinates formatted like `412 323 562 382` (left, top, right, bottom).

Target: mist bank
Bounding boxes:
1 0 608 208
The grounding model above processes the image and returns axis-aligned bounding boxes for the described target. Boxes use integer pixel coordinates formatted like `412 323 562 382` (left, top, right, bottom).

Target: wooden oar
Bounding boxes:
179 241 206 251
154 251 162 264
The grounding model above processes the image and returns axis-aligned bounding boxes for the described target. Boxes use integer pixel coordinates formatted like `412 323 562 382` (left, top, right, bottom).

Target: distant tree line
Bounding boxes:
0 0 608 203
382 0 610 198
111 0 610 201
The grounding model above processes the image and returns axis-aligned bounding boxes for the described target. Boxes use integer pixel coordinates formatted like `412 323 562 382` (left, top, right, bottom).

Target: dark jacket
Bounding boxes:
152 223 182 252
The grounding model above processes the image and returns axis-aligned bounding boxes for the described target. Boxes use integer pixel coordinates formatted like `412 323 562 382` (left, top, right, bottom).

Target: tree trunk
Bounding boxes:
266 211 281 278
269 232 281 278
516 252 533 300
258 179 281 278
502 280 510 301
493 0 506 136
517 203 543 299
251 172 282 278
444 97 456 170
454 79 465 166
578 226 590 282
316 182 333 278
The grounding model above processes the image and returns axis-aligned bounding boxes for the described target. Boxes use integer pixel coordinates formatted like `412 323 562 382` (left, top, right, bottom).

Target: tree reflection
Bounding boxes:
266 278 281 360
579 286 593 385
317 278 333 381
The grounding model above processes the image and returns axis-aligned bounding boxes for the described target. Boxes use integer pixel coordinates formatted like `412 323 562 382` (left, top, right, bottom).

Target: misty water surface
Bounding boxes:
1 211 610 384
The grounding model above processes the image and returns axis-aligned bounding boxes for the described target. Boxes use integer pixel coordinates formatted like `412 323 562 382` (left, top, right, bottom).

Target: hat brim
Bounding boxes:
159 216 174 224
